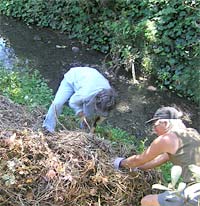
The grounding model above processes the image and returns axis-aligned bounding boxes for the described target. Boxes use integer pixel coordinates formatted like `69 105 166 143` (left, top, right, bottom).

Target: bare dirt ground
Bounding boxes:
50 66 200 141
106 76 200 140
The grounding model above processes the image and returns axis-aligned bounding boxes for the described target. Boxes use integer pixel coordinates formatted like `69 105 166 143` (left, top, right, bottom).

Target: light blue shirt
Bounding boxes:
64 67 111 115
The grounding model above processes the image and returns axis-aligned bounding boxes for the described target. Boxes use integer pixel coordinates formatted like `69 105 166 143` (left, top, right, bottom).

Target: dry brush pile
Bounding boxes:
0 96 160 206
0 95 43 131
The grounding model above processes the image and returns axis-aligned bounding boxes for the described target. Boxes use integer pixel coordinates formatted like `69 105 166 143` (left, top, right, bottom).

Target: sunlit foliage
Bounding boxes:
0 0 199 102
0 67 53 108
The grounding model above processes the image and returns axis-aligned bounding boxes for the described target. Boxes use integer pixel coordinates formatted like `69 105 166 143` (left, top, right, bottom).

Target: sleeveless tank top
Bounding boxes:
168 128 200 183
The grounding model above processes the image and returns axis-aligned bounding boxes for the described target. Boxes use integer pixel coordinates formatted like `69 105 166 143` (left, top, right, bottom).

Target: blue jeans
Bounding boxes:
158 191 199 206
42 77 74 133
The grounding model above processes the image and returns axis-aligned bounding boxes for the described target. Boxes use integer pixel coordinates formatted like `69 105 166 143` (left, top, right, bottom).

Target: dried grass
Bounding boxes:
0 95 43 131
0 95 160 206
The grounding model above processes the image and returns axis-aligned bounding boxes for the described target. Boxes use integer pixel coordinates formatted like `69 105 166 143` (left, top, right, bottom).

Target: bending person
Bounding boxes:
43 66 116 133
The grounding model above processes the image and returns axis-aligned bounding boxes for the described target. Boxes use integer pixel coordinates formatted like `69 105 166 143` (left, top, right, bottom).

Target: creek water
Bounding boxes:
0 15 199 136
0 15 105 92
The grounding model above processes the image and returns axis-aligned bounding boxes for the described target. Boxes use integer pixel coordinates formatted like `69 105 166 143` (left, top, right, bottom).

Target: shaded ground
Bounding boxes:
105 73 200 140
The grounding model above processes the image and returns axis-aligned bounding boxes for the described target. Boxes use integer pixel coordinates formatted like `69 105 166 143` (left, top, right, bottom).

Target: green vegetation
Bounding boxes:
96 125 149 153
96 125 137 144
0 66 172 183
152 165 200 204
0 0 199 103
0 66 53 108
159 162 173 184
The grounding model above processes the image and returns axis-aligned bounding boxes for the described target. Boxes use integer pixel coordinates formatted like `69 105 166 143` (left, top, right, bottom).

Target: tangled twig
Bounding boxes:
0 96 161 206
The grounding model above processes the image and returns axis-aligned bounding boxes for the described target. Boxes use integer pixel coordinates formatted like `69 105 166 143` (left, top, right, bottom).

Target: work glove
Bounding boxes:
113 157 125 170
114 157 139 172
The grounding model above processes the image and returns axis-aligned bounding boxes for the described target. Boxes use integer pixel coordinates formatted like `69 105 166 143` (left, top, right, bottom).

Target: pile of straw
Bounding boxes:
0 95 43 131
0 96 160 206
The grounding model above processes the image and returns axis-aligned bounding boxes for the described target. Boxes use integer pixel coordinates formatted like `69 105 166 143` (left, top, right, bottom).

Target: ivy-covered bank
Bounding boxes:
0 0 199 103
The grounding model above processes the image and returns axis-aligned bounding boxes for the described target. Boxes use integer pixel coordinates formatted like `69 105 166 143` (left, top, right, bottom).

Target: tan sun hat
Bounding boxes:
146 106 183 124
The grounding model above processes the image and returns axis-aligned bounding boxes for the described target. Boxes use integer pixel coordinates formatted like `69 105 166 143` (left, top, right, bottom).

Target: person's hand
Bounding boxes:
78 112 86 122
78 111 84 118
78 112 86 128
113 157 125 170
79 114 91 130
114 157 139 172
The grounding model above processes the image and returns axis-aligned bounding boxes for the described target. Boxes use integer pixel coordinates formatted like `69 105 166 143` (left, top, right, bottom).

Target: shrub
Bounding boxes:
0 0 199 103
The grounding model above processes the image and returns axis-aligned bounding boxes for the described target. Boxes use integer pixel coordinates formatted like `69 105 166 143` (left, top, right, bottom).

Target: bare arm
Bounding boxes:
138 153 170 170
120 133 178 169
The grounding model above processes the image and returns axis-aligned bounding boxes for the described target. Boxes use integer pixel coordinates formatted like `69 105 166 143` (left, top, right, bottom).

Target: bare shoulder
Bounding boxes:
152 132 179 154
155 132 178 142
